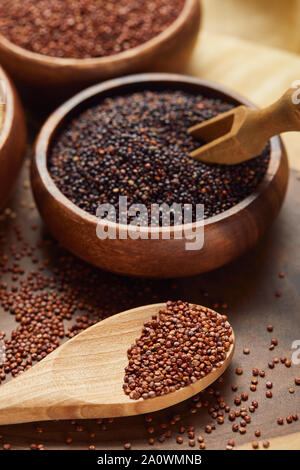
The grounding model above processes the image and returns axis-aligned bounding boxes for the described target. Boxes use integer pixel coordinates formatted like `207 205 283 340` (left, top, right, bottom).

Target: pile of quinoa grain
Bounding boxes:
48 90 270 224
0 0 185 59
123 300 233 400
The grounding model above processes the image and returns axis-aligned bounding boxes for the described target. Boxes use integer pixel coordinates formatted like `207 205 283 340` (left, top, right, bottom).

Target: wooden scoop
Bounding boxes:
0 303 234 425
189 88 300 164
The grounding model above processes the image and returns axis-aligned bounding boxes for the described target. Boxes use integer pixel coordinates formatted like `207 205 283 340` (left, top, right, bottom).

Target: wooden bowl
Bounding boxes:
31 73 289 278
0 66 26 210
0 0 201 101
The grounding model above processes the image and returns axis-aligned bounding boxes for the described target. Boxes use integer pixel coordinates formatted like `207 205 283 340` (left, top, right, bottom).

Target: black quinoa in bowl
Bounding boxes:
48 89 270 225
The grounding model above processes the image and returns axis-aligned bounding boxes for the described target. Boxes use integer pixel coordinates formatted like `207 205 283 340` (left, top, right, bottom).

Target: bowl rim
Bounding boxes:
0 0 197 67
33 72 283 234
0 66 14 153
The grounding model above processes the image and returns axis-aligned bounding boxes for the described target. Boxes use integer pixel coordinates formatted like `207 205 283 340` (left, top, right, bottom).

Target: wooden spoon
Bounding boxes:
0 303 234 425
188 88 300 164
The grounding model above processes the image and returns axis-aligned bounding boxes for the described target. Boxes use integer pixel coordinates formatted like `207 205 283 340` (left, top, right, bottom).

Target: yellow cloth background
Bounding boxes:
203 0 300 53
188 0 300 169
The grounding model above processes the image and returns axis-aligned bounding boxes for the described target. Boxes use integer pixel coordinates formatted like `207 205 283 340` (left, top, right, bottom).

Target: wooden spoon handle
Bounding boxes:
0 352 85 425
0 357 62 425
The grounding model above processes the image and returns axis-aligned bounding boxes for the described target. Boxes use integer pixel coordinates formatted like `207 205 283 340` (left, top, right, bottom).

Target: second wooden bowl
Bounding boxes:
0 66 26 210
31 73 289 278
0 0 201 101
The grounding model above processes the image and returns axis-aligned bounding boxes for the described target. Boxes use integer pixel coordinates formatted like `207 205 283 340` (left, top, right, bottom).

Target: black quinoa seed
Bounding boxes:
48 90 270 225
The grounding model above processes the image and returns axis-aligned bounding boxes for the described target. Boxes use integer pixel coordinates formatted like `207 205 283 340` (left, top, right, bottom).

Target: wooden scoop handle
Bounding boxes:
245 88 300 139
235 88 300 160
261 87 300 134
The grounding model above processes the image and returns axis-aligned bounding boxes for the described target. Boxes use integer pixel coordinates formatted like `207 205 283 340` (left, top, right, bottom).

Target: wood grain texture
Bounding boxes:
0 0 201 101
0 303 234 425
189 88 300 164
0 67 27 210
31 73 289 278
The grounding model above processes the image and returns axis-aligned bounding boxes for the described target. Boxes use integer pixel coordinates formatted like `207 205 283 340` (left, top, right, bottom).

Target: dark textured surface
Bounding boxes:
0 151 299 449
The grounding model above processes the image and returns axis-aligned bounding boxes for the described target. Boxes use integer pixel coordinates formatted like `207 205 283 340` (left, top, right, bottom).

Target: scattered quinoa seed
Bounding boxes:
205 425 212 434
0 0 185 59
